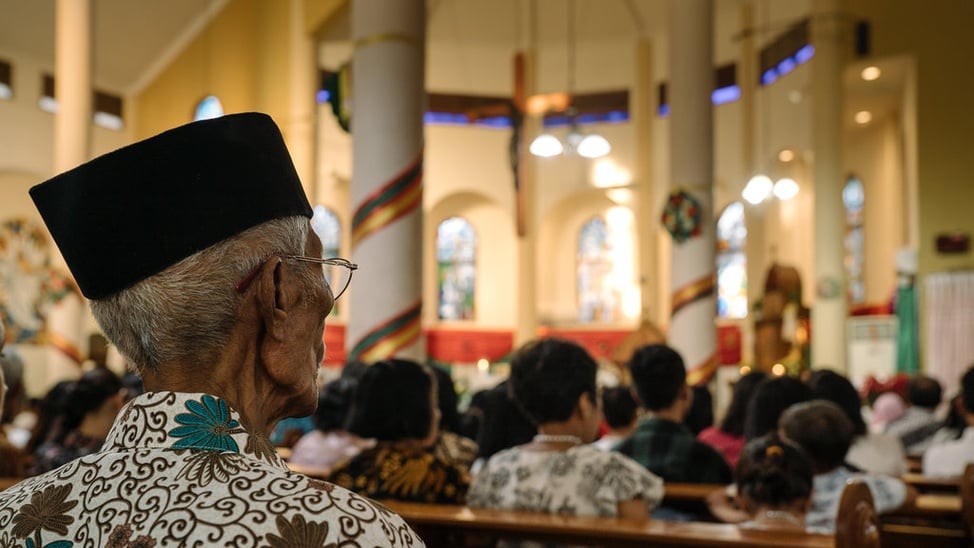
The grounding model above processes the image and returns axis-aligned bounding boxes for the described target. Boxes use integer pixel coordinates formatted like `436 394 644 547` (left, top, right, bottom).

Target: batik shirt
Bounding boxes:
0 392 424 547
329 444 471 504
467 444 664 517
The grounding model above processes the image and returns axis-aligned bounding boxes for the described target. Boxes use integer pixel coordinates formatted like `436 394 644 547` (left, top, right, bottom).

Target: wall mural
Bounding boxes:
0 217 77 344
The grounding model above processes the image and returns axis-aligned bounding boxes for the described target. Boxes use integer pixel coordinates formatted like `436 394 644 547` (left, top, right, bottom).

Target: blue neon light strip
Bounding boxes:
760 44 815 87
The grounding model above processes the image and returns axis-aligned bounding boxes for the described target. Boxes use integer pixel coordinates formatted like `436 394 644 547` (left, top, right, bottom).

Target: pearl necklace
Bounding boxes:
756 510 803 526
533 434 583 445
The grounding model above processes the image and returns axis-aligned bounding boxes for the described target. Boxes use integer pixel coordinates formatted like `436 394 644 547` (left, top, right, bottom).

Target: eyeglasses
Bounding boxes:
235 254 358 301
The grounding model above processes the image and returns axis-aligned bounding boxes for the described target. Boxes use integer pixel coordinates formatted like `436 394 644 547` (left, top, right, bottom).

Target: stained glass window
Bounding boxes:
311 205 342 312
437 217 476 320
194 95 224 121
843 176 865 303
577 216 619 323
717 202 748 318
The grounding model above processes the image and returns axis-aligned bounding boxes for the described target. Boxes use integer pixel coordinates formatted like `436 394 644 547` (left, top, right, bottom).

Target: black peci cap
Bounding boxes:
30 112 312 300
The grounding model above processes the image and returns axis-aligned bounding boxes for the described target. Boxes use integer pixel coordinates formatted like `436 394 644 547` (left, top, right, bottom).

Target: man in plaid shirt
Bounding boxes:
616 345 732 486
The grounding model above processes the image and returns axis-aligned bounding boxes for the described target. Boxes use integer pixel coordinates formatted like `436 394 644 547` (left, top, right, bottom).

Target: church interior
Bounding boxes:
1 0 973 405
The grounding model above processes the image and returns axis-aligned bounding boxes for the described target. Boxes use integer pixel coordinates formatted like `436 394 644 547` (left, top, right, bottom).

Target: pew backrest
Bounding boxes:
961 463 974 538
835 480 880 548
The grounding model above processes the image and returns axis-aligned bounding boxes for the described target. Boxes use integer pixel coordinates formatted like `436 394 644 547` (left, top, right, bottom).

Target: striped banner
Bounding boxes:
686 353 718 386
351 154 423 248
349 300 422 363
671 273 715 317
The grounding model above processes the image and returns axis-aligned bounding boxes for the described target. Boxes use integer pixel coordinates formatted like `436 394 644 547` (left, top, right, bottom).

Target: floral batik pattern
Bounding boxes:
0 392 424 547
328 444 470 504
468 444 664 517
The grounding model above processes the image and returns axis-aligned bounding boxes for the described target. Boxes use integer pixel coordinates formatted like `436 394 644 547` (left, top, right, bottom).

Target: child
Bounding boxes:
735 434 814 532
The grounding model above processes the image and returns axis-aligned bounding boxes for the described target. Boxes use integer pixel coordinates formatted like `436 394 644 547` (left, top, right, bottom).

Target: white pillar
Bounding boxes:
47 0 93 378
811 0 850 371
347 0 425 363
668 0 717 384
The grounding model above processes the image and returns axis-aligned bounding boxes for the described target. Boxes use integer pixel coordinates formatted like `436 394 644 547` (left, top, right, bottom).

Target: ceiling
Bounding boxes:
0 0 224 94
0 0 903 127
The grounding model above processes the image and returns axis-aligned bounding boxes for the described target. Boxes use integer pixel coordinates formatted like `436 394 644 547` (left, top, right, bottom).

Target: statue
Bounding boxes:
753 263 810 374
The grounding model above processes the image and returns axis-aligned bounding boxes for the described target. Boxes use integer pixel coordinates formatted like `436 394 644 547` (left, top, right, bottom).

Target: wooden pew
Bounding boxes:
875 470 969 548
285 462 331 479
381 481 881 548
661 480 967 548
0 477 22 491
961 463 974 538
383 500 835 548
902 472 961 493
906 455 922 474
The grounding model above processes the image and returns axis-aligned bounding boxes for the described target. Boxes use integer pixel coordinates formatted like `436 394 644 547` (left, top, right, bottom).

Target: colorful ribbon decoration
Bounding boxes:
671 273 716 317
351 154 423 248
46 330 84 366
686 353 718 386
349 300 422 362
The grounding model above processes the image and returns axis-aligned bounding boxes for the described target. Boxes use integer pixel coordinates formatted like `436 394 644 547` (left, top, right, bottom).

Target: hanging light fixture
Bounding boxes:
529 0 609 159
773 177 799 200
742 174 774 204
529 133 563 157
576 131 611 159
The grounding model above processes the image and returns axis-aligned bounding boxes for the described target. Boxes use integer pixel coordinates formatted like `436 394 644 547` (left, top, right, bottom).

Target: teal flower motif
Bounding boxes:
169 395 242 452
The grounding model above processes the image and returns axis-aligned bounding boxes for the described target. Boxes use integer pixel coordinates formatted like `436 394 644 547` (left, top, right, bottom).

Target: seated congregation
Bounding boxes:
7 327 974 545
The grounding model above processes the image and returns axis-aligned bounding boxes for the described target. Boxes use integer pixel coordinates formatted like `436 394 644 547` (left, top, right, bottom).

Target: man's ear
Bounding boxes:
255 258 300 341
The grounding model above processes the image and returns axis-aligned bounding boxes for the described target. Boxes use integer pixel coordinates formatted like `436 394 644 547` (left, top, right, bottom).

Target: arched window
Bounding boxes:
312 205 341 258
437 217 476 320
843 175 865 303
717 202 748 319
312 205 342 312
577 216 617 323
194 95 224 121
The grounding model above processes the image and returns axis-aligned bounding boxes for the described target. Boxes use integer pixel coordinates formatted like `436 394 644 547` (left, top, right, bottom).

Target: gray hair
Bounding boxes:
91 216 312 373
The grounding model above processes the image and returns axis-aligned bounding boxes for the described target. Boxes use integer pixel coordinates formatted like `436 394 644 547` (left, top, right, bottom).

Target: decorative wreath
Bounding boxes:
661 189 703 244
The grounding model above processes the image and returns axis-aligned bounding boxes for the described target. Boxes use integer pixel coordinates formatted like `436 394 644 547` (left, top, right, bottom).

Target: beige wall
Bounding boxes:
845 114 905 304
426 192 516 328
0 51 132 181
133 0 303 142
846 0 974 278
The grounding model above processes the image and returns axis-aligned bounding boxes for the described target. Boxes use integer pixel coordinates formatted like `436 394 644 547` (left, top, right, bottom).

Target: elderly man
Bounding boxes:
0 114 422 546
